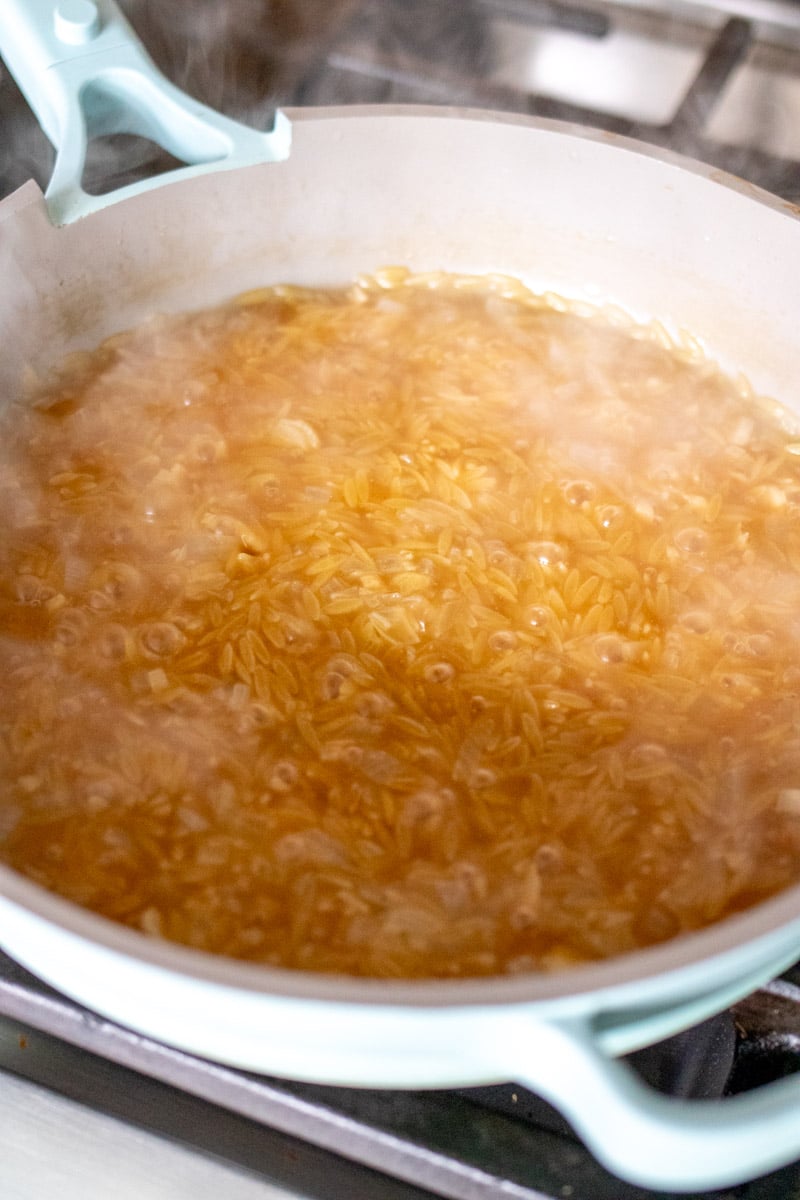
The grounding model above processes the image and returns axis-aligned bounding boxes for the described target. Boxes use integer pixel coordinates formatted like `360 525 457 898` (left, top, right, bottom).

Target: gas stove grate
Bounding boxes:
291 0 800 202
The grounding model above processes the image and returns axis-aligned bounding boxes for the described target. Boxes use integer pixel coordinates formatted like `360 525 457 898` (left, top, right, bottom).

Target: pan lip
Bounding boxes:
1 105 795 232
3 860 800 1011
280 102 800 226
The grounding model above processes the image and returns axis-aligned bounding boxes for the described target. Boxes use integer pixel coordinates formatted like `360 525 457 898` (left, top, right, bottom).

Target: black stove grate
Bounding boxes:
291 0 800 202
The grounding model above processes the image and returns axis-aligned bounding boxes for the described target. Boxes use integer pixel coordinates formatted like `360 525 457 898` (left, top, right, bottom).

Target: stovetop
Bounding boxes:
3 948 800 1200
3 1 800 1197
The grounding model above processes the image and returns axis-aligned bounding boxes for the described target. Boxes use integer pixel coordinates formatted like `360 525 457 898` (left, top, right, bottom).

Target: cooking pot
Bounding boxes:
2 1 800 1190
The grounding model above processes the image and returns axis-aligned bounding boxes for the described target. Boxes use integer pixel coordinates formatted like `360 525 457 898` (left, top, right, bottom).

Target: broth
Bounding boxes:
2 268 800 978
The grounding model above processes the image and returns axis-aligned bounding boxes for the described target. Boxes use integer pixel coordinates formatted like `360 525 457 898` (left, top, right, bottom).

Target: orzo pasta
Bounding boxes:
2 268 800 978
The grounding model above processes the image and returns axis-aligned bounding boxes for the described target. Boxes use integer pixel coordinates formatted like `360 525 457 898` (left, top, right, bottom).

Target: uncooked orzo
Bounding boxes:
2 268 800 978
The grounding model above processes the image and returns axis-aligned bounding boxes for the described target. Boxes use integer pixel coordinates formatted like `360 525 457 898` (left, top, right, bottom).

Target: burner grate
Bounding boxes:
291 0 800 200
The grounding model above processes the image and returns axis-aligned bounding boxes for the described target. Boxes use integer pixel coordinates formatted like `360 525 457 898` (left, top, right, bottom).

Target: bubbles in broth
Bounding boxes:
2 267 800 978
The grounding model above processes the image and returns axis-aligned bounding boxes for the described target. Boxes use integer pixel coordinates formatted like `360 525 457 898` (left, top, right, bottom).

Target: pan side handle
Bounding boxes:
0 0 291 225
507 1012 800 1191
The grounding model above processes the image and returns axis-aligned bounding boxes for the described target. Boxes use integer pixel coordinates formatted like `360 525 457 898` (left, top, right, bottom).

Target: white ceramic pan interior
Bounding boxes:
3 0 800 1190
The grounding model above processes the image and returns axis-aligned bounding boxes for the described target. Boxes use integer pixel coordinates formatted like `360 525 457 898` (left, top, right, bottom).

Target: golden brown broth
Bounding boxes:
3 269 800 978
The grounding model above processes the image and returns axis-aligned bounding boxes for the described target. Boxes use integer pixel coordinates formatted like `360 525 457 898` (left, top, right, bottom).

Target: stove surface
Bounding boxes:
2 948 800 1200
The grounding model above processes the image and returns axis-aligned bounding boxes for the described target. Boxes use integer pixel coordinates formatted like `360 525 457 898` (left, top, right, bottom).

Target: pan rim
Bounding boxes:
3 857 800 1011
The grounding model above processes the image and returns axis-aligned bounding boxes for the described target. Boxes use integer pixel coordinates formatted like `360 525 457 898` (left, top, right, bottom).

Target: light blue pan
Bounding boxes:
3 2 800 1191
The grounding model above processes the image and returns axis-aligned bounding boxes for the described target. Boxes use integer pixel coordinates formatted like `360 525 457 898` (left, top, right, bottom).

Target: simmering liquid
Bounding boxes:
2 268 800 978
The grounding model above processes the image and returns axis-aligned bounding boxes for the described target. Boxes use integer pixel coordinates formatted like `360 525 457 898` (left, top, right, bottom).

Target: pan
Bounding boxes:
2 1 800 1190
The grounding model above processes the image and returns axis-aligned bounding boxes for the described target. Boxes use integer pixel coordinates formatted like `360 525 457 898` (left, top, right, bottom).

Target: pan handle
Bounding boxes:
508 1012 800 1190
0 0 291 225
